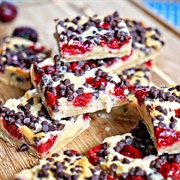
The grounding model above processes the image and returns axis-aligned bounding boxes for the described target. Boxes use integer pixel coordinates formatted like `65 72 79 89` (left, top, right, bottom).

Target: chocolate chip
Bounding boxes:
34 137 41 145
58 124 65 130
125 136 133 145
112 155 119 161
156 115 164 121
176 85 180 91
23 117 31 125
19 144 28 151
76 87 84 94
101 142 108 150
135 167 145 176
48 124 56 131
122 158 130 164
54 55 60 62
110 163 117 171
52 153 59 157
42 124 49 132
168 95 175 102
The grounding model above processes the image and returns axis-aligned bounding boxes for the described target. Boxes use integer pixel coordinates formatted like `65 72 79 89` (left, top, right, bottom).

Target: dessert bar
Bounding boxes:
135 84 180 155
31 55 129 119
0 89 90 158
55 11 132 62
0 37 51 90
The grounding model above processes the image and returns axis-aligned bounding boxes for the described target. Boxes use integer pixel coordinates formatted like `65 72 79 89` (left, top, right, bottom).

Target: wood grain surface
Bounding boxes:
0 1 179 180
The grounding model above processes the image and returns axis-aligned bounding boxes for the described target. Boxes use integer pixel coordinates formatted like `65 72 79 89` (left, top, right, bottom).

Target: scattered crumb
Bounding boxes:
105 126 110 131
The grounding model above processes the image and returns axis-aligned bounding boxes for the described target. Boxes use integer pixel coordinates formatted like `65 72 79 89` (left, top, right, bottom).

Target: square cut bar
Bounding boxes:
31 56 129 120
54 18 164 75
135 84 180 155
55 11 132 62
88 121 180 180
92 61 152 121
0 89 90 158
13 150 116 180
0 37 51 90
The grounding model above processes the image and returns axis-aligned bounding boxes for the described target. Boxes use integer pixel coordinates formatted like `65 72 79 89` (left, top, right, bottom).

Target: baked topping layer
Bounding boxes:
31 55 129 119
55 11 132 61
0 37 49 73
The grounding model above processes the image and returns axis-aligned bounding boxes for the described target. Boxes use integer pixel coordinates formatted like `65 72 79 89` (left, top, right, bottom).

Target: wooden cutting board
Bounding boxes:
0 1 179 179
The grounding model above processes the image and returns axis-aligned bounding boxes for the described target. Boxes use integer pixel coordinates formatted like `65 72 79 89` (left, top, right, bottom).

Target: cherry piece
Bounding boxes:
28 44 44 53
145 60 152 69
61 41 92 56
13 27 38 42
87 145 101 166
102 22 111 29
113 86 126 99
175 108 180 118
46 91 56 107
107 175 115 180
33 135 57 154
155 127 180 148
70 62 82 72
86 77 107 88
69 150 79 155
83 114 90 121
0 1 17 22
134 87 149 105
73 93 92 107
100 36 131 50
2 118 22 139
125 176 145 180
120 145 142 159
121 49 133 61
158 161 180 179
34 65 55 84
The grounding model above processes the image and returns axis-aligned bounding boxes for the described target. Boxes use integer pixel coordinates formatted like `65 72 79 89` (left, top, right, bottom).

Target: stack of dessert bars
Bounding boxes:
1 11 179 180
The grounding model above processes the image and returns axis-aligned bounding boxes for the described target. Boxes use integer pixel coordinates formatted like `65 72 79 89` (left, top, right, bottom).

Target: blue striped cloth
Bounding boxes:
143 0 180 30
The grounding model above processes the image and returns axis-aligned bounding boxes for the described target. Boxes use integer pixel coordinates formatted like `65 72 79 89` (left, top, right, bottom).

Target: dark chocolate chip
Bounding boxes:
19 144 28 151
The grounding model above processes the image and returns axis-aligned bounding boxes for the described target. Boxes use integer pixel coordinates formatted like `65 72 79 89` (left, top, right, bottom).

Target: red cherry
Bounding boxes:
134 87 149 105
70 62 82 72
61 41 92 55
0 1 17 22
113 86 126 99
155 127 180 148
33 135 57 154
46 91 56 107
121 49 133 61
102 22 111 29
86 77 107 88
73 93 92 107
2 118 22 139
29 44 44 53
107 175 115 180
125 176 145 180
120 145 142 159
159 162 180 179
87 145 101 166
13 27 38 42
175 108 180 118
83 114 90 121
